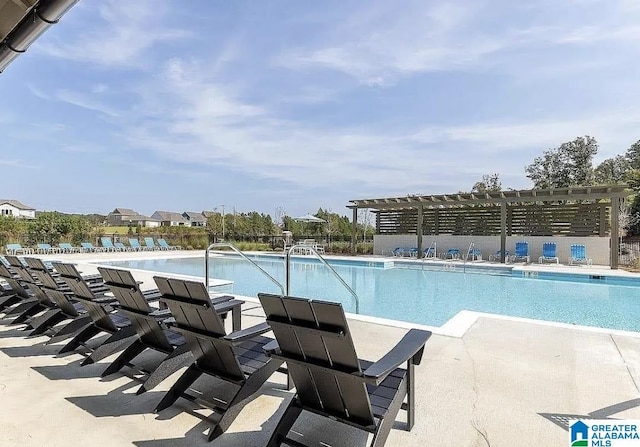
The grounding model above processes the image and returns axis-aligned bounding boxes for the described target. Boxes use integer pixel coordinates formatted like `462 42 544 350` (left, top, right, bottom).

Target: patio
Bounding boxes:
2 255 640 446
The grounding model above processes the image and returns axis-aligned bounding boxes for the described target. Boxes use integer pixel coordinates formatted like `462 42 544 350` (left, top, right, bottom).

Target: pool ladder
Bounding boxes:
205 242 285 294
463 241 475 273
286 245 360 314
204 242 360 314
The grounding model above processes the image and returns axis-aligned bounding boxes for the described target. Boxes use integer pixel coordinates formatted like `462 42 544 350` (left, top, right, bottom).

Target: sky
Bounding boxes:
1 0 640 219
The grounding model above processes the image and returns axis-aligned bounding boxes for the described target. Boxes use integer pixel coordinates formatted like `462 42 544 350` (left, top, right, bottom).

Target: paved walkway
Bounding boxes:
1 253 639 446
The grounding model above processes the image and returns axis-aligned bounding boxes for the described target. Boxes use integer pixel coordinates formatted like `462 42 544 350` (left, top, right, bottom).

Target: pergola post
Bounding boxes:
351 207 358 255
416 206 423 259
611 197 620 269
500 202 506 263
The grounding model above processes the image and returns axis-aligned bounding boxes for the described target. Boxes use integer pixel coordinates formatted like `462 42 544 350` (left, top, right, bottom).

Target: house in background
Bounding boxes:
182 211 207 227
106 208 137 225
0 200 36 219
106 208 160 228
151 211 189 226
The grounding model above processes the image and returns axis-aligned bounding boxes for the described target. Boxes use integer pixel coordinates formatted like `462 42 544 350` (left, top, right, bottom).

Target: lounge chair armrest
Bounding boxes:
262 339 280 354
93 296 118 305
362 329 431 383
223 322 271 345
149 308 172 319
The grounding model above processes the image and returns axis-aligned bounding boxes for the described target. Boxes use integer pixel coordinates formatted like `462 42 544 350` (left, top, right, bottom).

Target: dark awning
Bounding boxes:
0 0 80 73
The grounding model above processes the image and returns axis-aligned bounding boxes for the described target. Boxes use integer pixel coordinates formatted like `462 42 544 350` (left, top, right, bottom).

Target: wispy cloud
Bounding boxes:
39 0 192 68
276 0 640 85
0 159 38 169
55 89 121 117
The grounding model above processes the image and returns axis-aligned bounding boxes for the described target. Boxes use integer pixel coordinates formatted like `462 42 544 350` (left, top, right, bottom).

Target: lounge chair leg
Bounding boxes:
47 315 92 345
0 294 20 312
3 300 38 318
266 399 303 447
137 345 193 394
210 359 283 440
370 377 408 447
406 361 415 430
58 325 101 354
155 364 202 413
27 309 65 336
11 304 43 325
82 326 137 365
101 339 146 376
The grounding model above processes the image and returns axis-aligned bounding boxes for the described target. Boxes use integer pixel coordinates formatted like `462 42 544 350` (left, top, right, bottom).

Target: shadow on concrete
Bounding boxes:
0 326 35 339
65 383 163 417
133 400 374 447
539 397 640 430
0 341 61 357
32 358 112 380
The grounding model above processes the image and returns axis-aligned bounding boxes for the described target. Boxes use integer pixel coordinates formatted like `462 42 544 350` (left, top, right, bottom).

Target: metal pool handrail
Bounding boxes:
205 242 285 295
463 241 475 273
286 244 360 314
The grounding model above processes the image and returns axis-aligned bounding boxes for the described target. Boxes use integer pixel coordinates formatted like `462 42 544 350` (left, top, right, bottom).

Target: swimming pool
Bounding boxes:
99 255 640 332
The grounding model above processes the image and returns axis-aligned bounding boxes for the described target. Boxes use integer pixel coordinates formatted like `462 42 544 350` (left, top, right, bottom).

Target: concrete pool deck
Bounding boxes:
1 251 640 446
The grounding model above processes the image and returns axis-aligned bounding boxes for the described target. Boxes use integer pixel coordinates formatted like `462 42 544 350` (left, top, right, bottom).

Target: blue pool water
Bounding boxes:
99 256 640 332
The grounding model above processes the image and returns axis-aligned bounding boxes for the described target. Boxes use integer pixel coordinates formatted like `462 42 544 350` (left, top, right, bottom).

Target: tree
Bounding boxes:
357 209 374 242
626 139 640 169
472 173 502 193
525 135 598 188
593 155 630 184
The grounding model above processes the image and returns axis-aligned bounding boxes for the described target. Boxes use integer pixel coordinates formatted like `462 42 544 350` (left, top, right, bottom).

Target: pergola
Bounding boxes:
0 0 79 73
348 185 631 268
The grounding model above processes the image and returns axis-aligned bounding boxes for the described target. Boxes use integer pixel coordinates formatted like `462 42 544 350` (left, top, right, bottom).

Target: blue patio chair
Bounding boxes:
5 243 32 255
539 242 559 264
36 243 59 254
128 238 145 251
144 237 159 251
100 237 119 252
157 238 181 250
392 247 407 257
114 242 129 252
443 248 459 260
423 247 436 258
58 242 80 253
569 244 592 266
80 242 102 253
488 250 509 261
510 241 530 263
468 248 482 261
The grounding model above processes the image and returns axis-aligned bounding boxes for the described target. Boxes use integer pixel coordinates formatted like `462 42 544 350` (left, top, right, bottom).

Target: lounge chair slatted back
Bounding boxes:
22 258 80 317
4 255 36 283
129 238 142 250
259 293 432 447
154 276 243 380
0 263 30 298
52 262 118 333
98 267 172 351
260 294 372 423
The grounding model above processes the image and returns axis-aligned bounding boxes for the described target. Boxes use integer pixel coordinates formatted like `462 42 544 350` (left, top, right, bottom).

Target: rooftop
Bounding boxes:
0 199 35 210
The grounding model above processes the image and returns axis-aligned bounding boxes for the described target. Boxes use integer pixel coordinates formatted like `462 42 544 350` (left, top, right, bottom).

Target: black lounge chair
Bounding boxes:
21 257 96 338
51 262 140 361
153 276 284 442
258 293 432 447
0 257 51 324
0 262 32 313
96 267 245 393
